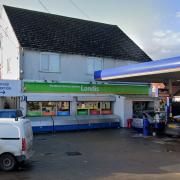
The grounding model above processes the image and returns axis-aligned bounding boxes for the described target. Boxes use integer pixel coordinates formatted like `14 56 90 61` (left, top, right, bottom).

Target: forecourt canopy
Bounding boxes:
94 57 180 83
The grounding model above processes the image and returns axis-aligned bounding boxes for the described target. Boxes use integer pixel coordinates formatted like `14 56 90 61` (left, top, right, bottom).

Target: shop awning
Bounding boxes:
94 57 180 83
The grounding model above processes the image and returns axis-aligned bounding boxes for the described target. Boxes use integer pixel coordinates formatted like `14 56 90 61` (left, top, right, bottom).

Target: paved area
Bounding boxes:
0 129 180 180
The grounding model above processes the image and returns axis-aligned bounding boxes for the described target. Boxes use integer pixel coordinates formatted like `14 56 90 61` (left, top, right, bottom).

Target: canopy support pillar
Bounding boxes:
168 79 173 119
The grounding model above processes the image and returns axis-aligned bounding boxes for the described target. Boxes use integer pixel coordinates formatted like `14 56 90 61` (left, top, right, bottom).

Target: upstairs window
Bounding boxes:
87 57 103 75
40 53 61 72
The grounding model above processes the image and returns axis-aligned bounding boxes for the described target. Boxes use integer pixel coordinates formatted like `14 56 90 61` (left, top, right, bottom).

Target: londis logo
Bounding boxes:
80 85 99 92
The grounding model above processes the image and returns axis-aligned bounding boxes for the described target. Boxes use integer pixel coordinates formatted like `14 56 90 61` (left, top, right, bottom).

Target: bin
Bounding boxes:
143 118 150 136
127 118 133 128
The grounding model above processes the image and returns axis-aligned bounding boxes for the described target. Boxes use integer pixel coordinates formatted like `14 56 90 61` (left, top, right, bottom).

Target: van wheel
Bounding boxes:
0 153 17 171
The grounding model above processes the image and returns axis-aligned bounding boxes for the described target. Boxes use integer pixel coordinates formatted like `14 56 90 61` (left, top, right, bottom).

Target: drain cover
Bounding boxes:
66 151 82 156
44 152 53 156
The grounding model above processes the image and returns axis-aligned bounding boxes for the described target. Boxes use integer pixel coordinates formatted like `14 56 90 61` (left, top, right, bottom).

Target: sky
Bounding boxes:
0 0 180 60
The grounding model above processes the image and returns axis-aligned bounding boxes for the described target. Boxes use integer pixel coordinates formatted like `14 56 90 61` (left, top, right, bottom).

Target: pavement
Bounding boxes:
0 128 180 180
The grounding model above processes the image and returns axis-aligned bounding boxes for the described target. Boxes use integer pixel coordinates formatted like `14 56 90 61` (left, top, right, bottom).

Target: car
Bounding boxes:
165 115 180 136
132 111 155 129
0 110 33 171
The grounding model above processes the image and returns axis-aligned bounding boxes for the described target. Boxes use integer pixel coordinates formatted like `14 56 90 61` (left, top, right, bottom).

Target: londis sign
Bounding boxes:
23 82 149 95
80 86 99 92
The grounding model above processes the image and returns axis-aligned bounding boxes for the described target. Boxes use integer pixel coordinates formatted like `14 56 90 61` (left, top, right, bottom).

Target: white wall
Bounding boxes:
0 6 139 82
22 49 138 82
0 6 20 80
115 60 138 67
113 96 133 128
114 95 125 127
124 99 133 127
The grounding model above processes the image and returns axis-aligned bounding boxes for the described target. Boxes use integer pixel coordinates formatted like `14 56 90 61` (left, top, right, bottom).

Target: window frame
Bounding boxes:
40 52 61 73
6 58 11 73
86 57 103 75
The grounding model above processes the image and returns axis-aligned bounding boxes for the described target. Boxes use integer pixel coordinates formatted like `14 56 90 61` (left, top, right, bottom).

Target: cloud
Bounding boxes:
153 30 172 38
152 30 180 47
176 12 180 18
143 30 180 60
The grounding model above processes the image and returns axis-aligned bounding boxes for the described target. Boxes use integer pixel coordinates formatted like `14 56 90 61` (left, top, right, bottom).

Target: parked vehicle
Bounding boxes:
0 110 33 171
165 115 180 136
132 111 155 128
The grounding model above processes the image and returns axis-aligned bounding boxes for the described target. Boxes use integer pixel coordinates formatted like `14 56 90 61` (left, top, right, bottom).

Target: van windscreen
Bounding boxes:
0 111 17 118
0 110 23 118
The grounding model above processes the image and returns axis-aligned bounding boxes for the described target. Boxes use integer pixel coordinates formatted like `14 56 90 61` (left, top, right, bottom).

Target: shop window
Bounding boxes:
77 101 112 115
40 53 61 72
133 101 153 118
27 101 70 117
77 102 90 115
87 57 103 75
77 101 100 115
42 102 56 116
27 102 42 117
101 102 112 115
57 102 70 116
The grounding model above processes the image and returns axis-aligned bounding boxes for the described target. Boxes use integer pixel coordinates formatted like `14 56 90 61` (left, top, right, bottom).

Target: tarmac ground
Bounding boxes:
0 128 180 180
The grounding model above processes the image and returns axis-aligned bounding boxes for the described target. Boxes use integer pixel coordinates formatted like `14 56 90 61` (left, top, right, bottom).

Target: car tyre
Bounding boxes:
0 153 17 171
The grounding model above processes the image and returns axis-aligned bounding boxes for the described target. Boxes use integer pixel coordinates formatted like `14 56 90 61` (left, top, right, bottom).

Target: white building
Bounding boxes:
0 5 153 132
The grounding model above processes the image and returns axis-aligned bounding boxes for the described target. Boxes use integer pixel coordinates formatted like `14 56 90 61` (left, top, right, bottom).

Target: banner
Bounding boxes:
24 82 149 95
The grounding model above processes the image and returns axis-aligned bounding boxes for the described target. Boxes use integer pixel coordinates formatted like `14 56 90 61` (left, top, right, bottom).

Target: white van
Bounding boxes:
0 110 33 171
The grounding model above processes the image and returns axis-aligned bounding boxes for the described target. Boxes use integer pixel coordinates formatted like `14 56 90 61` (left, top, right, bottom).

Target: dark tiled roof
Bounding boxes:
4 5 151 62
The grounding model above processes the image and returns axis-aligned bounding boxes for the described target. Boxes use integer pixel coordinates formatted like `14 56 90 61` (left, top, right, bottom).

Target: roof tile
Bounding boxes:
4 5 151 62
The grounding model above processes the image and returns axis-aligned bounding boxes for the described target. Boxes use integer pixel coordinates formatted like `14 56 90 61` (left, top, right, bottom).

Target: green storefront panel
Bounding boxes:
24 82 150 95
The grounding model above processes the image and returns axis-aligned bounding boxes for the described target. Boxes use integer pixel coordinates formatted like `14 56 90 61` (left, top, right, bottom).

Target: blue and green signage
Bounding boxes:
24 82 150 95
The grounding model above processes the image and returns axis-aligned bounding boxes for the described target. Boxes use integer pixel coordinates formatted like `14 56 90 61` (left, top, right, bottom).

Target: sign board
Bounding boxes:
24 82 150 95
0 80 21 97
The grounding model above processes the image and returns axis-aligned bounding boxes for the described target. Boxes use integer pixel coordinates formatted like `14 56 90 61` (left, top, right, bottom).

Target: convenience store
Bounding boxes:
94 56 180 133
20 81 153 133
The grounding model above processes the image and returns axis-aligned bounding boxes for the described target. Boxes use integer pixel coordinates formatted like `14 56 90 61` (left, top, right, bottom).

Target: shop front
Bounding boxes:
21 81 151 133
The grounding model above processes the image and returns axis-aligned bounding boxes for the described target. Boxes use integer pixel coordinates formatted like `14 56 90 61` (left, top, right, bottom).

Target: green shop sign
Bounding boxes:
24 82 150 95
